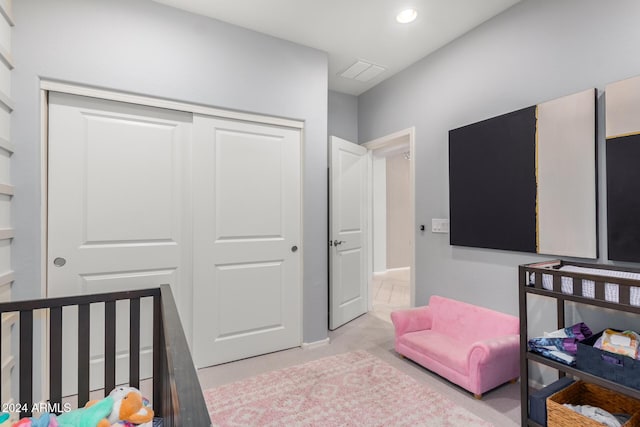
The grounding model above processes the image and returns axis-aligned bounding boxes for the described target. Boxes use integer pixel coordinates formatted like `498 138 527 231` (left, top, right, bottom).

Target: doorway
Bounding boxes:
363 129 415 322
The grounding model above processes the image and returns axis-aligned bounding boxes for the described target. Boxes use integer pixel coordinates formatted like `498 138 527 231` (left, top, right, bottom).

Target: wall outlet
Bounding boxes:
432 218 450 233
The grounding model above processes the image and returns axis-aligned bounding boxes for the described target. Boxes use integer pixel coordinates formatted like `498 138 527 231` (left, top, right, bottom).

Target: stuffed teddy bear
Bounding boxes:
106 387 153 426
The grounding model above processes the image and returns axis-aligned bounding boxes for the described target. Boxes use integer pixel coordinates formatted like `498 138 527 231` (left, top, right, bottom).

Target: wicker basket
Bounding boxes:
547 381 640 426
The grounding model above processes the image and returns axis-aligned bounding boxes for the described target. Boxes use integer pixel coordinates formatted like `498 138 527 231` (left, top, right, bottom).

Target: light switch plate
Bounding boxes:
432 218 450 233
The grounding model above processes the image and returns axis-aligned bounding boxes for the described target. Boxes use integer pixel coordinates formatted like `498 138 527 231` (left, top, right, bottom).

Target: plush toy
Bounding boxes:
55 397 113 427
11 413 58 427
11 386 152 427
106 387 153 426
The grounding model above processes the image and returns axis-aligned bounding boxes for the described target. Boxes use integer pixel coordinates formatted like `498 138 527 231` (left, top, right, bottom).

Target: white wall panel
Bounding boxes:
0 240 9 279
0 0 11 411
0 0 11 23
0 107 9 142
0 11 9 55
537 89 597 258
0 149 9 183
0 195 10 228
606 75 640 138
0 62 9 97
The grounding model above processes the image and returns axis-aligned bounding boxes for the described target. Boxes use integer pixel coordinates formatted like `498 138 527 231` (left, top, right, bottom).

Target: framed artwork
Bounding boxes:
449 88 597 258
606 75 640 262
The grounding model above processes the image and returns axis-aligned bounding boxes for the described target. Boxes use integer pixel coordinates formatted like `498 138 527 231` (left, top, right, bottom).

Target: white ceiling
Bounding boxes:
152 0 520 96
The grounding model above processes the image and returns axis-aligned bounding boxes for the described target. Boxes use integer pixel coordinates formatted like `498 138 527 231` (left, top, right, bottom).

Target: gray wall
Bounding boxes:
358 0 640 317
12 0 329 343
328 90 358 142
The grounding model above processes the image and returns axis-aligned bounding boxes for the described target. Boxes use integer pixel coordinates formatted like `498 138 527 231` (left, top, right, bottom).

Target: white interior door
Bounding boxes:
192 115 301 367
47 92 192 395
329 136 368 330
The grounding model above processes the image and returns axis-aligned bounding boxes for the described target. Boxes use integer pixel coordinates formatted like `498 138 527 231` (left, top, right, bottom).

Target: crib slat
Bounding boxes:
130 298 140 389
78 304 90 407
20 310 33 418
50 307 63 407
105 301 116 395
620 284 631 305
595 281 605 301
574 278 583 297
153 294 162 416
553 274 561 292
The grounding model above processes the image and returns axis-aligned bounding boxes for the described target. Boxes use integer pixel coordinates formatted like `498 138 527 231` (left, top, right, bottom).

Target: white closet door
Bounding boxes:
47 92 191 395
192 115 301 367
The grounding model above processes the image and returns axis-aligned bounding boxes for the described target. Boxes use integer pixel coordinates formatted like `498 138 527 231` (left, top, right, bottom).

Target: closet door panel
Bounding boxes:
192 115 301 367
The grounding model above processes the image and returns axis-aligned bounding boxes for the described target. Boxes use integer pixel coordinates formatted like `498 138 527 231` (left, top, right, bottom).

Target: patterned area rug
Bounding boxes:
204 350 493 427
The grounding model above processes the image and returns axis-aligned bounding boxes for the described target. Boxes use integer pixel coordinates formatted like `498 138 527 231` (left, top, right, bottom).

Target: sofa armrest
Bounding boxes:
468 334 520 366
390 306 433 337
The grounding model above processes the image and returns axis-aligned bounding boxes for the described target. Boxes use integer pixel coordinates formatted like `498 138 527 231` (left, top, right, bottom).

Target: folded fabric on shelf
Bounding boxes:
528 322 593 365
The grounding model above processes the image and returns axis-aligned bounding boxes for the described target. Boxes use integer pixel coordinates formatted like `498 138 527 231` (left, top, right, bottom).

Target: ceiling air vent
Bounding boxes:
339 60 386 83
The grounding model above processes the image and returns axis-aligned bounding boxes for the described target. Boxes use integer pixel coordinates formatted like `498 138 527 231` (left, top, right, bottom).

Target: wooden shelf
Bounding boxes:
526 352 640 399
519 260 640 426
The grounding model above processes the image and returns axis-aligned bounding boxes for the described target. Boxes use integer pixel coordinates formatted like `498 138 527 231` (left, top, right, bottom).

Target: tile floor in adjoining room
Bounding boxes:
371 268 411 323
197 312 521 426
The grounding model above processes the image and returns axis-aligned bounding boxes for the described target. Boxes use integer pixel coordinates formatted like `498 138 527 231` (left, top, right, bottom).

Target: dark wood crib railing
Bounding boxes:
0 284 211 426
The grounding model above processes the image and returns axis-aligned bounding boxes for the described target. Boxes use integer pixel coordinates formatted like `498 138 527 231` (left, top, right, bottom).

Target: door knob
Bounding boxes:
291 245 298 252
53 257 66 267
333 240 345 246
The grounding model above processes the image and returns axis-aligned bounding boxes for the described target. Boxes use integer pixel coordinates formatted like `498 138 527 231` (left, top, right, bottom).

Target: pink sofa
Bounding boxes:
390 295 520 398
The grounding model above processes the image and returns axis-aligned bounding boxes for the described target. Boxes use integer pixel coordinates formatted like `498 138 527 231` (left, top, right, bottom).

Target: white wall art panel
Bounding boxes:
606 75 640 139
537 88 597 258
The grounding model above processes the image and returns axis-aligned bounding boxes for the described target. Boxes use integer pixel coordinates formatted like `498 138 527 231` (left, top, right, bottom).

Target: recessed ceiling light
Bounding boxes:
396 9 417 24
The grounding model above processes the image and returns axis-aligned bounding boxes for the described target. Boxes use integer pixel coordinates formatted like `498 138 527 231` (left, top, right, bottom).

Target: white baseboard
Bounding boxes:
387 267 410 273
301 337 330 350
373 267 410 279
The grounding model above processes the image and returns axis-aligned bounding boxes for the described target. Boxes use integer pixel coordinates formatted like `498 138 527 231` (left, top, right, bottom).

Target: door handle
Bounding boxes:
53 257 66 267
333 240 345 246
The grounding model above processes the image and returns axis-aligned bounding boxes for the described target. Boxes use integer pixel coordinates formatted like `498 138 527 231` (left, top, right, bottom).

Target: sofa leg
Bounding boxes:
509 378 518 384
474 394 482 400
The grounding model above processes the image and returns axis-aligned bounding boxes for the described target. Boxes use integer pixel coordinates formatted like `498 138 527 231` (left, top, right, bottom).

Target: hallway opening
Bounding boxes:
369 143 411 322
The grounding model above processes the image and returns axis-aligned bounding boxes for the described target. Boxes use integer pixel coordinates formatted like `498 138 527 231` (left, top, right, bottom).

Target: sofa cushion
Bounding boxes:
399 330 472 375
429 295 519 343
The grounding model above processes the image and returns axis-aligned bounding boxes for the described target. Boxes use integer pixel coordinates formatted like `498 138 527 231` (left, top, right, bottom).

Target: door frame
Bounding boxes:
39 79 305 395
362 127 416 308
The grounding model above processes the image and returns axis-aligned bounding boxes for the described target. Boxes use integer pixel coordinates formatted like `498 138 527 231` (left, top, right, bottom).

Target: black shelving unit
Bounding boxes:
519 260 640 426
